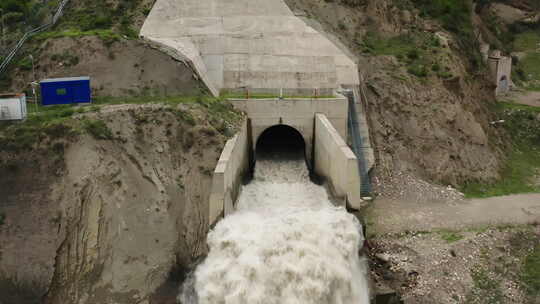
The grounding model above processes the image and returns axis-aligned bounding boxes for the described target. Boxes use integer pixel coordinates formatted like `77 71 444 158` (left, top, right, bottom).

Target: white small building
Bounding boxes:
0 93 27 121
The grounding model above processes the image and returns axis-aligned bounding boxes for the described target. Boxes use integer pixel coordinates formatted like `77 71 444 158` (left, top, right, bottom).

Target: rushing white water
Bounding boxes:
179 157 370 304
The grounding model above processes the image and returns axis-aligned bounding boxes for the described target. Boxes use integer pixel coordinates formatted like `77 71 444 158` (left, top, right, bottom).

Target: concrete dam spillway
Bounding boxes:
140 0 360 96
179 144 370 304
141 0 370 302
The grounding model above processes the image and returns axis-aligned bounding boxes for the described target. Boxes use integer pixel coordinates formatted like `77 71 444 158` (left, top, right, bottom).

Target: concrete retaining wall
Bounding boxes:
142 36 220 96
229 96 348 164
314 113 361 209
208 120 250 226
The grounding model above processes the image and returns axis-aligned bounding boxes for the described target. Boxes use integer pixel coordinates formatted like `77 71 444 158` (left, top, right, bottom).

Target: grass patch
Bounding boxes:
521 245 540 297
461 102 540 198
35 29 122 45
439 230 464 243
0 94 243 152
82 119 113 140
466 266 505 304
514 31 540 52
94 94 243 127
360 32 451 79
462 148 540 198
0 105 79 151
517 53 540 84
413 0 484 69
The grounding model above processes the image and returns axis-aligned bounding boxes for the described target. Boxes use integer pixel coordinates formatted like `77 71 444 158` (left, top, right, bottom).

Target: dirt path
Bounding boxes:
507 90 540 107
367 193 540 234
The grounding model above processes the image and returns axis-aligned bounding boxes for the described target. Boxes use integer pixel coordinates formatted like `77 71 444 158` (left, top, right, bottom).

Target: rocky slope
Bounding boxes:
285 0 508 186
0 102 242 304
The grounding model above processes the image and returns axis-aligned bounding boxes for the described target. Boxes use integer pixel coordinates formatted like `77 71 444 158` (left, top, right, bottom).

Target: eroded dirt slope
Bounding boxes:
0 103 242 304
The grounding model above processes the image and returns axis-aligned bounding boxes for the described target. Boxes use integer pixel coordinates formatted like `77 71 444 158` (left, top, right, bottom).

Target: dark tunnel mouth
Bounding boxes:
255 125 306 161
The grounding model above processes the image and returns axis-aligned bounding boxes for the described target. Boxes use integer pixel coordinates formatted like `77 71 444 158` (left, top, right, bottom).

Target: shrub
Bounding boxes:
522 245 540 297
82 119 113 140
18 58 32 71
407 64 428 77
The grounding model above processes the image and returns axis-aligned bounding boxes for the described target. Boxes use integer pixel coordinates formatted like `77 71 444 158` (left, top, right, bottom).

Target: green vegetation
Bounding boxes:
462 149 540 197
0 0 56 28
176 109 197 126
0 94 243 152
17 57 33 71
415 0 473 36
35 29 122 46
466 266 505 304
49 0 149 39
82 119 113 140
521 245 540 297
360 32 452 79
462 102 540 198
408 0 483 69
0 104 78 151
439 230 464 243
0 213 5 226
514 31 540 52
94 94 245 130
517 53 540 87
511 31 540 89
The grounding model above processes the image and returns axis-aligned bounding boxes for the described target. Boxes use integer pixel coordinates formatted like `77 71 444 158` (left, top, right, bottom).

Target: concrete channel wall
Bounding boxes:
208 120 250 226
314 114 361 209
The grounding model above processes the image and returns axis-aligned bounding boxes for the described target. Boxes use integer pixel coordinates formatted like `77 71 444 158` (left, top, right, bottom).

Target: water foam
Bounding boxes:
180 158 369 304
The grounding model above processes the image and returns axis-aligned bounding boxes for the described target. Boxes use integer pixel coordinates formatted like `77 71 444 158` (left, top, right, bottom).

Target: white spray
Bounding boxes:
179 157 370 304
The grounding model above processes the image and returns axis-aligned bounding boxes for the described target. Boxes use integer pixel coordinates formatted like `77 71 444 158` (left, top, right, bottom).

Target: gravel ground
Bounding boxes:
369 225 539 304
365 172 540 303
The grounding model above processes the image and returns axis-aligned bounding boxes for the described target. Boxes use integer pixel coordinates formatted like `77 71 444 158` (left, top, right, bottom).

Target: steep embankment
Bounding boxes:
2 0 205 97
0 101 242 304
285 0 506 186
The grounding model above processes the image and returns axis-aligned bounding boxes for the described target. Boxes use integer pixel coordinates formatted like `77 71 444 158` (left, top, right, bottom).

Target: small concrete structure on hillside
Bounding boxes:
0 93 27 121
482 45 513 95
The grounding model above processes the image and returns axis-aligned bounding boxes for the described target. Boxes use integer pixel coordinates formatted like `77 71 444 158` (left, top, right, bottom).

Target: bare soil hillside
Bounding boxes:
0 103 243 304
5 36 205 97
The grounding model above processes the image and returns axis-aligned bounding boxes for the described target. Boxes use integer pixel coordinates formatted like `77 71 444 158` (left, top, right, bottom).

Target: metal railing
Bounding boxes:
344 89 372 197
0 0 70 76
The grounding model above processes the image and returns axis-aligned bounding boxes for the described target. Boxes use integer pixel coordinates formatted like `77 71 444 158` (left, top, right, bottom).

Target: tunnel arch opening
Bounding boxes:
255 124 306 161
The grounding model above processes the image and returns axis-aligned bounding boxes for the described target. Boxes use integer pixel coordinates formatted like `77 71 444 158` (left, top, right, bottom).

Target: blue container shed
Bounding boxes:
40 76 92 106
